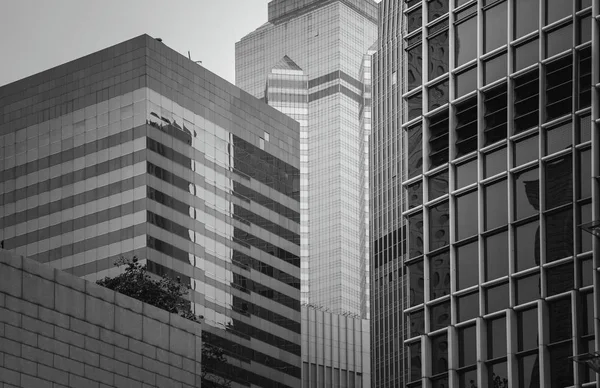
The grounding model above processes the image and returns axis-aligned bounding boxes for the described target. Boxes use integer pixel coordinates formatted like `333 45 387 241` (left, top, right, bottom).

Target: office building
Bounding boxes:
236 0 378 318
0 35 302 388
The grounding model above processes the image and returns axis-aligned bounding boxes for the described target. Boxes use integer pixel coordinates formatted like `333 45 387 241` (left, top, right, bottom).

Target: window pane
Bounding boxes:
546 24 573 58
407 124 423 179
580 258 593 287
456 191 478 240
484 1 507 53
484 147 507 178
409 309 426 337
549 342 574 388
546 263 574 296
514 167 540 220
486 282 509 314
484 180 508 230
579 202 593 253
515 221 540 272
514 135 539 166
456 66 477 98
408 92 423 120
430 301 451 331
545 154 573 209
429 31 450 79
455 17 477 66
457 242 479 289
457 292 479 322
514 39 539 72
429 201 450 250
455 159 477 188
429 169 449 200
430 251 450 299
408 44 423 91
518 353 541 388
407 181 423 209
407 6 423 33
546 208 574 262
515 0 540 38
546 121 573 156
581 292 594 336
578 148 591 199
408 259 425 306
458 325 477 367
549 298 572 343
409 342 422 382
431 334 449 375
484 53 507 85
488 361 508 387
516 273 541 305
429 79 449 111
458 368 478 388
409 211 424 259
485 231 508 281
429 0 448 21
487 316 507 359
455 97 478 157
546 0 573 25
518 308 539 351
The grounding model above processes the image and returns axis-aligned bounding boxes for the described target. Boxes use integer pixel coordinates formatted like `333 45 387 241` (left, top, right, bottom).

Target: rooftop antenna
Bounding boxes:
188 51 203 65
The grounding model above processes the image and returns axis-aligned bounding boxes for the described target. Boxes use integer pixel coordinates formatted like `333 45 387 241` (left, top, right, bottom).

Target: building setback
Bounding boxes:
0 34 302 388
372 0 600 387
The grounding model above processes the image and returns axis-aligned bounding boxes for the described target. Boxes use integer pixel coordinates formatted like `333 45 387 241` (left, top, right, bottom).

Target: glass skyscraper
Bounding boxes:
0 35 302 388
236 0 378 318
372 0 600 387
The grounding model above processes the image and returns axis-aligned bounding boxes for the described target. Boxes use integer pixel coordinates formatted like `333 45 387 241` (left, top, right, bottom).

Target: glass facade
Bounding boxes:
373 0 600 387
0 35 302 388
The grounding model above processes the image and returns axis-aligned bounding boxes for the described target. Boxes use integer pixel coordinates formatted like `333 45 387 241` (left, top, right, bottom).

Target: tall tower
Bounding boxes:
236 0 378 318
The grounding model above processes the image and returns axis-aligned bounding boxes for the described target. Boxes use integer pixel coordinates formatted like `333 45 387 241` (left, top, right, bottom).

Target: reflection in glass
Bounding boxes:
456 67 477 99
484 53 507 85
484 147 507 178
485 231 508 281
488 362 508 388
408 44 423 91
428 0 448 21
515 0 539 38
429 31 449 80
486 282 509 313
455 159 477 188
455 17 477 66
409 309 426 337
408 259 425 306
514 168 539 220
430 301 451 331
431 334 449 375
516 274 540 305
518 308 539 351
545 154 573 210
408 211 424 259
546 121 573 155
459 325 477 367
409 341 422 382
429 79 449 111
458 292 479 322
429 170 449 200
546 0 572 24
430 251 451 300
457 242 479 289
484 180 508 230
580 258 593 287
407 6 423 33
514 135 539 165
407 181 423 209
408 93 423 121
546 24 573 58
515 221 540 271
458 368 478 388
429 201 450 250
579 202 592 253
514 39 539 72
549 298 572 342
549 342 574 388
484 1 507 53
547 263 574 296
407 124 423 178
546 208 573 262
487 316 507 359
582 292 594 336
456 191 478 240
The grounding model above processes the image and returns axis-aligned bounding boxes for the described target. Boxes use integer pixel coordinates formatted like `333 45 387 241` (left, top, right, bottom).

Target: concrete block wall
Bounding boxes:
0 249 202 388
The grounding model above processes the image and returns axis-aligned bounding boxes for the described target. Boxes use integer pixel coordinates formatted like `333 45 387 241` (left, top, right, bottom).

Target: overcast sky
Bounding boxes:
0 0 270 87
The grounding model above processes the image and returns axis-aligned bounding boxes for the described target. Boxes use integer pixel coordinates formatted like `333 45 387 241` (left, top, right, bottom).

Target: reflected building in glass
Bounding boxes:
0 35 302 388
372 0 600 387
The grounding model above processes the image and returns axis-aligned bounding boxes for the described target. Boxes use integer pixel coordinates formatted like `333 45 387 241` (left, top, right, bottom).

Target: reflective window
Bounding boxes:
455 16 477 66
514 135 539 165
430 301 451 331
408 259 425 306
514 0 540 38
486 282 509 313
516 273 541 305
428 0 448 21
409 309 425 337
484 147 507 178
487 316 507 359
547 262 574 296
545 154 573 209
514 69 540 134
579 202 593 253
407 44 423 91
407 124 423 178
484 53 507 85
514 39 539 72
488 361 508 387
429 31 449 79
546 121 573 155
484 179 508 230
578 114 591 144
580 258 593 287
458 368 478 388
429 110 449 168
454 96 478 157
455 158 477 188
408 92 423 120
429 79 449 111
485 231 508 281
484 1 507 53
546 24 573 58
431 334 449 375
458 325 477 367
546 0 573 25
457 242 479 289
515 221 540 271
518 308 539 351
456 191 478 240
578 14 592 44
457 292 479 322
578 47 592 109
429 201 450 250
407 180 423 209
581 292 594 336
429 169 449 200
430 251 450 299
545 208 574 262
408 211 425 259
549 298 572 342
549 342 574 388
407 6 423 33
514 168 540 220
409 342 422 382
483 83 508 145
456 66 477 99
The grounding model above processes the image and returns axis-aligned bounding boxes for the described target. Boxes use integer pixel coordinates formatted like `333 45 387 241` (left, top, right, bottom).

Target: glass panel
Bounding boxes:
458 325 477 367
580 258 593 287
455 16 478 66
483 83 508 145
485 231 508 281
430 251 451 299
457 292 479 322
578 148 591 199
484 1 508 53
516 273 541 305
485 282 509 313
457 242 479 290
429 31 450 80
455 159 477 188
408 6 423 33
409 341 422 382
578 114 591 144
429 169 449 200
578 14 592 44
518 308 539 351
579 202 592 253
515 0 540 38
429 201 450 250
514 39 539 72
487 316 507 359
408 93 423 120
430 301 451 331
545 154 573 210
431 334 449 375
514 135 539 166
409 309 426 337
547 262 574 296
515 221 540 272
546 0 573 25
456 191 478 240
546 121 573 156
455 96 478 157
458 368 478 388
545 208 574 262
545 56 573 122
431 375 449 388
513 68 540 134
488 361 508 387
484 147 507 178
408 211 425 259
456 66 477 98
484 53 507 85
407 124 423 179
408 180 423 209
518 354 541 388
408 259 425 306
408 45 423 91
484 179 508 230
514 167 540 220
581 291 594 336
429 79 449 111
549 342 574 388
546 24 573 59
549 298 572 343
429 0 449 22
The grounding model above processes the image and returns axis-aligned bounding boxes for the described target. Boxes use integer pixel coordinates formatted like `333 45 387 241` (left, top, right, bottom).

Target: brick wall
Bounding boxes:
0 250 202 388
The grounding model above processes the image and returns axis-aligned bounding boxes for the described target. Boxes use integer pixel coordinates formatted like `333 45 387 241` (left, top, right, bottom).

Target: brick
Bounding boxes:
53 354 84 375
69 373 100 388
142 356 169 377
84 337 114 358
0 263 22 298
55 284 85 319
168 352 183 369
39 336 69 357
142 303 169 324
115 347 143 368
85 282 114 304
99 355 127 376
156 373 183 388
5 295 37 318
99 329 128 349
142 316 169 350
22 344 53 367
23 257 55 281
128 365 155 385
115 292 142 314
70 345 99 367
156 348 169 364
169 365 195 386
54 268 86 292
0 338 21 357
85 296 114 330
39 306 70 329
129 338 156 358
115 374 142 388
4 353 37 376
22 272 54 308
22 315 54 338
85 365 114 385
5 324 37 347
115 306 142 340
21 374 52 388
169 327 194 359
37 364 69 386
0 307 21 327
54 326 85 348
70 317 100 339
0 366 20 385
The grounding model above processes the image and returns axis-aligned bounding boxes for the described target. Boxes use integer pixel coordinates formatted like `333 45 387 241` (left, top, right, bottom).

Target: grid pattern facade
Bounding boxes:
396 0 600 387
0 35 302 388
236 0 378 318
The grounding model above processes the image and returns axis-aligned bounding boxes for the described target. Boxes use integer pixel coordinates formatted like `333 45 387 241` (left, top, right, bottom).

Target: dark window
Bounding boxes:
407 6 423 33
578 14 592 44
484 53 507 85
579 114 591 144
514 167 540 221
545 55 573 122
549 342 574 388
429 110 449 168
431 334 449 375
457 292 479 322
485 282 509 313
408 211 424 259
408 259 425 306
514 135 539 165
455 16 477 66
547 262 574 296
514 0 539 38
578 46 592 109
546 121 573 155
485 231 508 281
407 124 424 179
458 325 477 367
545 154 573 209
428 30 449 79
549 298 572 343
454 96 478 157
457 242 479 289
430 301 450 331
409 342 422 382
518 309 539 351
516 274 541 305
408 309 425 337
408 92 423 120
429 79 449 111
514 39 539 72
456 190 478 240
484 179 508 230
428 0 448 21
487 361 508 388
515 221 540 271
545 208 574 262
429 201 449 250
407 43 423 91
407 180 423 209
430 251 450 299
458 368 478 388
484 147 507 178
483 83 508 145
429 169 449 200
546 23 573 58
484 1 507 53
579 148 592 199
487 316 507 359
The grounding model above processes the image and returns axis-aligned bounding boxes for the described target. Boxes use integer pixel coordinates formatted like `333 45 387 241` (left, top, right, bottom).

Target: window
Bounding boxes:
545 208 574 262
408 309 425 337
485 282 509 313
578 47 592 109
431 334 449 375
408 211 424 259
484 179 508 230
408 92 423 120
429 169 449 200
406 124 423 179
430 251 450 300
428 0 448 22
547 262 574 296
429 110 450 168
513 69 540 134
407 6 422 33
457 292 479 322
455 16 477 66
514 168 540 221
454 96 478 157
514 39 539 72
457 241 479 289
485 231 508 281
546 0 572 25
545 154 573 210
408 341 422 383
549 298 572 342
408 259 425 306
407 180 423 209
546 23 573 58
514 135 539 165
515 221 540 271
515 273 541 304
407 42 423 91
430 301 450 330
484 147 507 178
514 0 539 38
429 30 449 79
455 158 477 188
483 83 508 145
484 1 507 53
545 121 573 155
456 190 478 240
429 79 449 111
456 66 477 98
487 316 507 359
484 53 507 85
429 201 450 250
545 56 573 122
578 14 592 44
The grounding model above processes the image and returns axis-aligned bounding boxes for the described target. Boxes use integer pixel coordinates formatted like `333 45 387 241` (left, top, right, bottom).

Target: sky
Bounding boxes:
0 0 270 87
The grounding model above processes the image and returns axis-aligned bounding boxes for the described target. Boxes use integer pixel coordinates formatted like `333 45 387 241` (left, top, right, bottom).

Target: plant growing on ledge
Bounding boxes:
97 257 232 388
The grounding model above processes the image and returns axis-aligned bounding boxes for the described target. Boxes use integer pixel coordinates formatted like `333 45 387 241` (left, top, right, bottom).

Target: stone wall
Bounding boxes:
0 250 202 388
